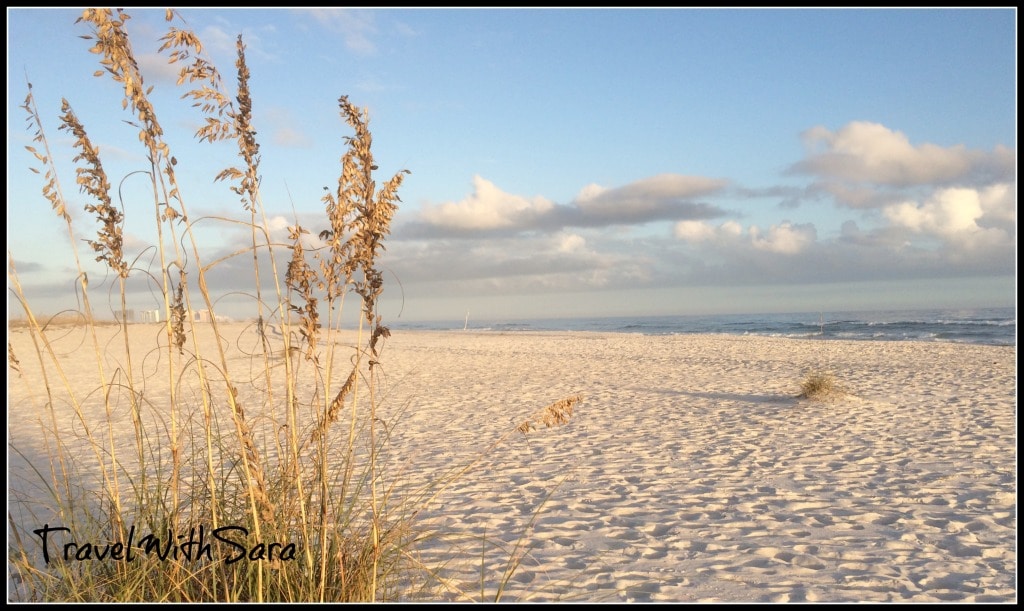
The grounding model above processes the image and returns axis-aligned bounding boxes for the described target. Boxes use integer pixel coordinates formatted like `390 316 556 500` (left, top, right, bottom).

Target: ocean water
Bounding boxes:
392 307 1016 347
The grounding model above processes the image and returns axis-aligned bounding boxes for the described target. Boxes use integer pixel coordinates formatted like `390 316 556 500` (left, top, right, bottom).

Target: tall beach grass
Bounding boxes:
8 10 590 602
7 8 421 602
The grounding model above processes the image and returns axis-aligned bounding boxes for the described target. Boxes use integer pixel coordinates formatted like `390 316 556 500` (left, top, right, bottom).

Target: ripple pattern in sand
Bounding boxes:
382 333 1016 602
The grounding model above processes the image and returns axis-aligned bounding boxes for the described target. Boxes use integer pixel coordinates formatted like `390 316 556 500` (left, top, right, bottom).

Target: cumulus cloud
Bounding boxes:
556 232 587 254
382 230 649 296
884 188 983 236
815 181 905 210
791 122 1015 206
571 174 727 224
667 174 1014 289
418 176 556 231
674 220 815 255
977 182 1017 229
881 185 1016 256
24 110 1012 318
410 173 728 237
673 220 717 242
750 223 817 255
798 122 968 185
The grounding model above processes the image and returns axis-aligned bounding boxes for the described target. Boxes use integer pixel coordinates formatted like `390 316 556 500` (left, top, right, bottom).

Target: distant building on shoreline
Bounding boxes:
11 309 229 325
113 309 136 323
110 308 229 324
188 309 233 323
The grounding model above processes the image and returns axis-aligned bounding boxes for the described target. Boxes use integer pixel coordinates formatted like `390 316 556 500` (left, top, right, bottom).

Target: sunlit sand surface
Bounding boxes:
8 323 1016 602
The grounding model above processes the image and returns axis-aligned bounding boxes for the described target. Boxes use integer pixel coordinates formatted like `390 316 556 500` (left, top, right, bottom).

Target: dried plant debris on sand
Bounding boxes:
517 395 582 434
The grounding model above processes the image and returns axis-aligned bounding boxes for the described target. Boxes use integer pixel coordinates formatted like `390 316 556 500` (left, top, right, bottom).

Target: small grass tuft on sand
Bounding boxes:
798 370 844 401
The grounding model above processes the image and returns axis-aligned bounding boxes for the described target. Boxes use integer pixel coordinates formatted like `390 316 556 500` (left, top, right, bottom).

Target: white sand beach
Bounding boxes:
7 322 1017 602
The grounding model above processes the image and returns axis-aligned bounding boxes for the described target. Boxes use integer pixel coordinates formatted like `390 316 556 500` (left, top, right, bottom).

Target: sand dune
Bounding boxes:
7 323 1016 602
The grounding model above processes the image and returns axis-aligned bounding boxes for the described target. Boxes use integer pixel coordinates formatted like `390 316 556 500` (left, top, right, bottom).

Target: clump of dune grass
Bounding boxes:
798 370 843 400
798 313 847 401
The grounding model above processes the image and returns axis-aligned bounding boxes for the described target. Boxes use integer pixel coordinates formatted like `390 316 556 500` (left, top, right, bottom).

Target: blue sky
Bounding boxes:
6 8 1017 323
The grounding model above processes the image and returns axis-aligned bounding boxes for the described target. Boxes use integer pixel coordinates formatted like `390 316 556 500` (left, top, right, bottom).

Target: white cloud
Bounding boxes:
673 220 716 242
382 230 644 296
137 52 181 85
674 220 814 255
196 24 238 56
556 232 586 253
194 21 279 64
412 173 727 236
574 183 607 202
978 182 1017 228
749 222 816 255
307 9 378 55
418 175 555 230
720 220 743 237
884 188 982 236
799 121 970 186
794 122 1015 196
265 214 294 243
573 174 727 221
818 181 901 209
881 185 1017 257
